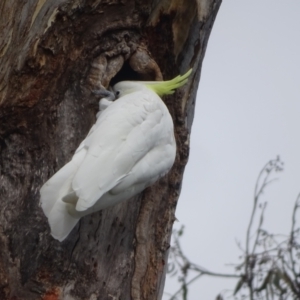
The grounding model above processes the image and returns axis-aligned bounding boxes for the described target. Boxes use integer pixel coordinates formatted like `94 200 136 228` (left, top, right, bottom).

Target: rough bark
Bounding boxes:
0 0 221 299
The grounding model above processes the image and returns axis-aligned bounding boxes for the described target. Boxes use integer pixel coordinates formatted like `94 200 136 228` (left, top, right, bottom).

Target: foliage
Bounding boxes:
166 157 300 299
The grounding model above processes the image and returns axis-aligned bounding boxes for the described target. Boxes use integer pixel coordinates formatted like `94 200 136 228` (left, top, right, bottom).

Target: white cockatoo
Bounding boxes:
40 69 192 241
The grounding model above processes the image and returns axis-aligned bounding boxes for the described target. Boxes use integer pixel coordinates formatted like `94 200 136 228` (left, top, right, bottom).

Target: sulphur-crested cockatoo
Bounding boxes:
40 69 192 241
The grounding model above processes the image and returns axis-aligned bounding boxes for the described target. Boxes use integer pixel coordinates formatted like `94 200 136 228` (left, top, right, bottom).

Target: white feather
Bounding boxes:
40 83 177 241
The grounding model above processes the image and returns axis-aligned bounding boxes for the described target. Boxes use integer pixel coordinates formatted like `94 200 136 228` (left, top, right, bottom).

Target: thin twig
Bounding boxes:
252 202 267 254
245 158 283 300
169 273 203 300
288 194 300 291
189 264 240 278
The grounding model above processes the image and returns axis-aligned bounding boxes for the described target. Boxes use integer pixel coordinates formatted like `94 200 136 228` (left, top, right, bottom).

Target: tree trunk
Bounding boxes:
0 0 221 299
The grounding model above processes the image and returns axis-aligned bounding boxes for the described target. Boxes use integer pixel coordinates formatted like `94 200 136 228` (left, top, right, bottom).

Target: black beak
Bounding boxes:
92 89 116 101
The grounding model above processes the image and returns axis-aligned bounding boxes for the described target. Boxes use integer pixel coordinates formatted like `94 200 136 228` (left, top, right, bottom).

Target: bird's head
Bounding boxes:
113 69 192 98
112 81 145 98
92 89 116 112
92 89 116 101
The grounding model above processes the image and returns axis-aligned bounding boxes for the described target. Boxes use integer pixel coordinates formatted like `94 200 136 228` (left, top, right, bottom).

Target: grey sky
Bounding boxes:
164 1 300 299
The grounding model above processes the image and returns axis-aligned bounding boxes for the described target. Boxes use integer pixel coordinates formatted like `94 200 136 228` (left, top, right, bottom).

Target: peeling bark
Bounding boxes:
0 0 221 299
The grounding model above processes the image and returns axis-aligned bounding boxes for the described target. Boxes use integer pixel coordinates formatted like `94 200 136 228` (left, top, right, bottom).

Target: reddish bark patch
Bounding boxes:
42 288 60 300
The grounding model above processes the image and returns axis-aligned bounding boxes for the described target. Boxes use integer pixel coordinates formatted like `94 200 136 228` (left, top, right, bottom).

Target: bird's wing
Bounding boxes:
110 96 176 195
72 91 168 211
110 142 176 195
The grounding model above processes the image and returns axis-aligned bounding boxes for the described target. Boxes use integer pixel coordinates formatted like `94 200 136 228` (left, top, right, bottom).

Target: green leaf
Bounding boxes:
256 270 273 292
233 277 245 295
282 271 298 295
178 226 185 237
272 270 287 294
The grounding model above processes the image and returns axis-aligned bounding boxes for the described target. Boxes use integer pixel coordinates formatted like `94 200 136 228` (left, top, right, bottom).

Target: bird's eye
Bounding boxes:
116 91 120 97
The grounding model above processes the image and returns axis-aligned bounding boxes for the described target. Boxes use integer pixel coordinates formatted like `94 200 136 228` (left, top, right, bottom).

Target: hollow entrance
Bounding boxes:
110 62 141 86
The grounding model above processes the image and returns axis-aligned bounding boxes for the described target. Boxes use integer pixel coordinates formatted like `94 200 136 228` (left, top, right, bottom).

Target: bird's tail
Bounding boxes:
40 145 88 241
40 160 82 241
47 200 80 242
40 160 79 217
144 69 192 96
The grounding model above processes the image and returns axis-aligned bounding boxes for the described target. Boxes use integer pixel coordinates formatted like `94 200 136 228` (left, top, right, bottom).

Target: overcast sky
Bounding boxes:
164 1 300 299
